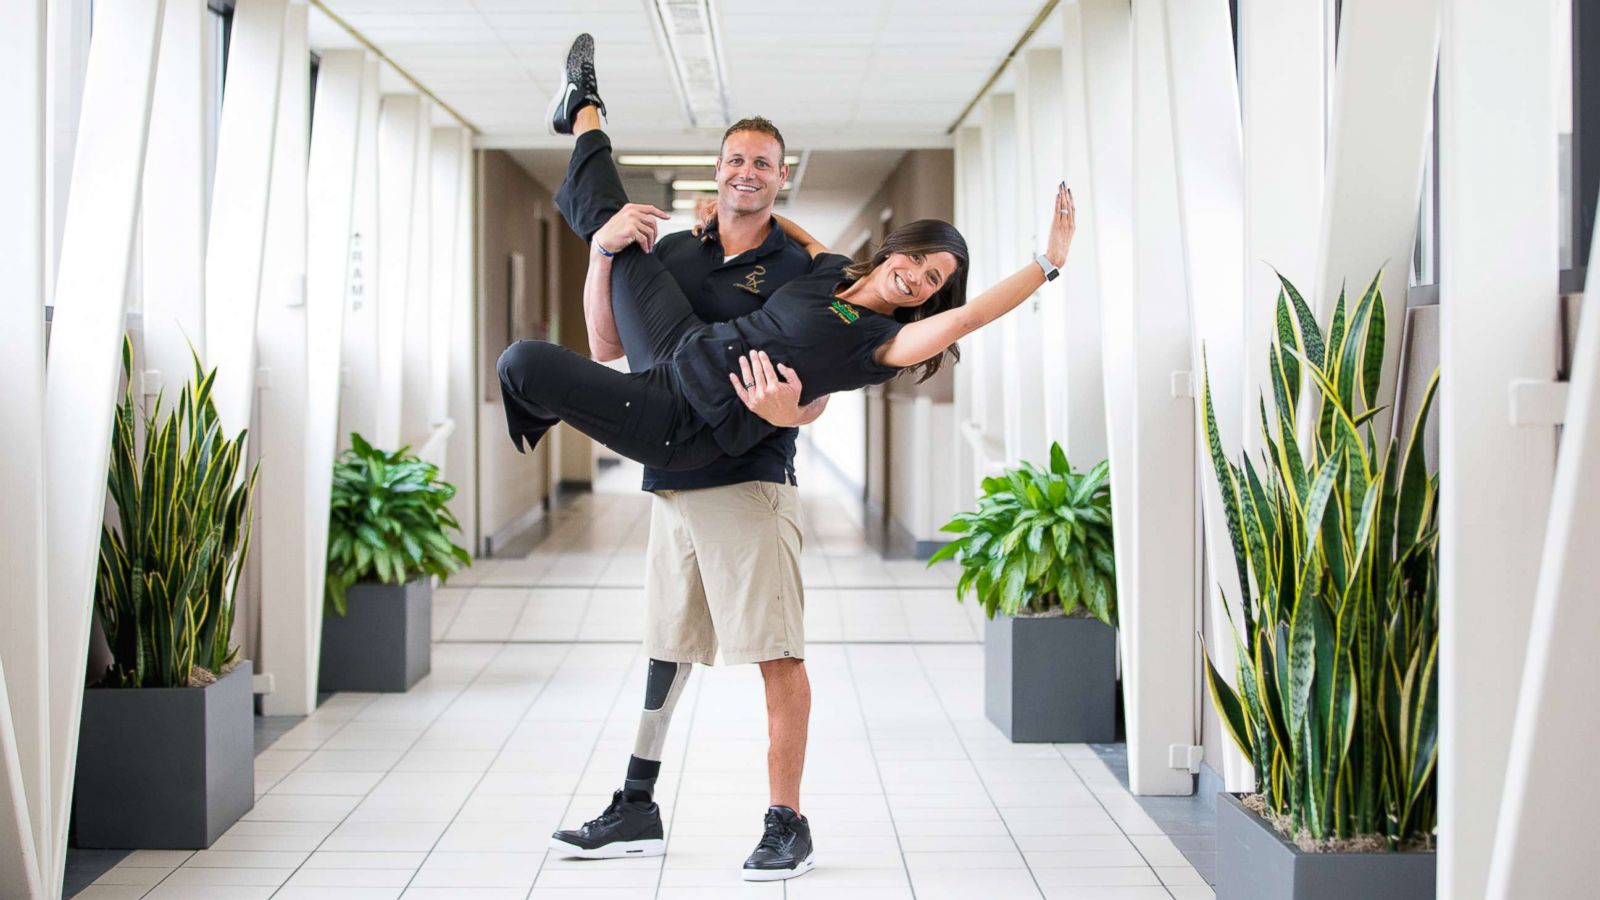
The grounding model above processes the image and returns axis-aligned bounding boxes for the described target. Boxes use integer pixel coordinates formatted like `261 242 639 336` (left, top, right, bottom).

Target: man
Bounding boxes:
542 34 820 881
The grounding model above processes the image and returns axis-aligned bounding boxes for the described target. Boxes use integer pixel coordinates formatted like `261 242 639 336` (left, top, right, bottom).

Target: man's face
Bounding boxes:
715 131 788 216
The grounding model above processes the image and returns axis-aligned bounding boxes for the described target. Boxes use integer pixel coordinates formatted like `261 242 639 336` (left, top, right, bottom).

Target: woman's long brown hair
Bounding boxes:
841 219 969 383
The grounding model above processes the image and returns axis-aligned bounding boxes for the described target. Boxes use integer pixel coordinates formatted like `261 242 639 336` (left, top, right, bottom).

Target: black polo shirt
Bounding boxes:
673 253 905 459
637 220 812 492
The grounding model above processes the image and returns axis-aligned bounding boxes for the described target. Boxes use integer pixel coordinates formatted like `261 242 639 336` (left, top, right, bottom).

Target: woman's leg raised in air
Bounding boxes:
550 41 699 369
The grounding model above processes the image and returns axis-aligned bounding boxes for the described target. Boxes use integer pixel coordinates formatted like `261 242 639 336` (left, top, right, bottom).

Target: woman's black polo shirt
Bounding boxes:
640 221 812 491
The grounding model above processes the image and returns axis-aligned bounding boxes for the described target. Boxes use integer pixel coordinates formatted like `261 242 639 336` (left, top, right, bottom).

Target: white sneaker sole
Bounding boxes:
742 852 816 881
548 837 665 859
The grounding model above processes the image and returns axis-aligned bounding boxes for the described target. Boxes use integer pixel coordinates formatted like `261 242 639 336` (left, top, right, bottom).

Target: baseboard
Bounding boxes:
482 502 548 559
555 479 593 496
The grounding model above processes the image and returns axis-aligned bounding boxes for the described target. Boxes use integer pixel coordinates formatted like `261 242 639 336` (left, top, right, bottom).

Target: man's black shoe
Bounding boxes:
547 32 608 135
742 805 815 881
549 790 665 859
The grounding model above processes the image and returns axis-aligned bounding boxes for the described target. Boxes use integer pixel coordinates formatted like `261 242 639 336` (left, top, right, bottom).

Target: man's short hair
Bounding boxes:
720 116 786 162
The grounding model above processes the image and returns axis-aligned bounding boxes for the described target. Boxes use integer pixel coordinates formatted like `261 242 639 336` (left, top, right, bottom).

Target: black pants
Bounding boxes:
496 131 723 471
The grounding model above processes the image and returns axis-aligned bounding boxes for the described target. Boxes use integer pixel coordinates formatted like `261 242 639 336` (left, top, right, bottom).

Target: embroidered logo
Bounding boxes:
828 300 860 324
735 265 767 295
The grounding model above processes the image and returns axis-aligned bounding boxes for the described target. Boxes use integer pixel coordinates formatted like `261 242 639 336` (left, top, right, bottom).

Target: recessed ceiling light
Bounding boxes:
618 154 801 167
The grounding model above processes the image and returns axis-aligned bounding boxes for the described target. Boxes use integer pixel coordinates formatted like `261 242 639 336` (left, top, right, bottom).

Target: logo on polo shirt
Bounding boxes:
828 300 860 324
735 265 767 295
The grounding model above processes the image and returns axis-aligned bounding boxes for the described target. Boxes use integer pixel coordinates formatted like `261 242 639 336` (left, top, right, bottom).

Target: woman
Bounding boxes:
498 88 1076 476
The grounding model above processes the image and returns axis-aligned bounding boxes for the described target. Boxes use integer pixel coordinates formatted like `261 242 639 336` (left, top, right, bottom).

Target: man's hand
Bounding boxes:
594 203 671 254
729 350 812 427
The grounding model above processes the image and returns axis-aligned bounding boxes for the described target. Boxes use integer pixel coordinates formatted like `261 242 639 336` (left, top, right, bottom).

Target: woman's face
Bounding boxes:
873 251 959 309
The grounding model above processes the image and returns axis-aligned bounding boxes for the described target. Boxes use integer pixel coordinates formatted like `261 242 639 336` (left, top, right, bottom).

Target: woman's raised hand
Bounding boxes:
595 202 671 254
1046 183 1076 268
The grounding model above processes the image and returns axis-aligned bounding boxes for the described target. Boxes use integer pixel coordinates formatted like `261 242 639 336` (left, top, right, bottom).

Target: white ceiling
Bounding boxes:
309 0 1044 243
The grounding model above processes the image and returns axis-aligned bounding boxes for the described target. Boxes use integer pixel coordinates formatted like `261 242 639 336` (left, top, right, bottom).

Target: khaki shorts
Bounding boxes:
644 481 804 666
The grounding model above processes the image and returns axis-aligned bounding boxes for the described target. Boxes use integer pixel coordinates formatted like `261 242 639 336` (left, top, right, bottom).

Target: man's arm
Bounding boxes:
583 246 625 362
584 203 674 363
729 350 829 428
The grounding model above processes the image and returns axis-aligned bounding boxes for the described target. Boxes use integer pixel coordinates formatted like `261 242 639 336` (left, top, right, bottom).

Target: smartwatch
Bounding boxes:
1034 253 1060 282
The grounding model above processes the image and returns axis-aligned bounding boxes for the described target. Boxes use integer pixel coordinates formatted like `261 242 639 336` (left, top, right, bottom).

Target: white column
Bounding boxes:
1079 0 1136 579
1056 4 1108 468
1123 0 1198 796
1014 48 1062 462
340 58 382 449
401 103 435 446
444 132 477 551
1437 0 1559 896
952 126 984 494
980 94 1017 467
302 50 367 707
0 1 50 893
253 1 311 717
1315 0 1440 439
1234 0 1327 796
1161 0 1247 795
41 0 165 887
428 128 465 442
204 0 288 433
141 0 208 395
374 93 421 450
1486 222 1600 899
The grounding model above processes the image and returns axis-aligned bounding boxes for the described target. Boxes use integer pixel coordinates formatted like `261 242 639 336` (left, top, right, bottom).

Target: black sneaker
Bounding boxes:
549 790 665 859
546 32 607 135
742 805 815 881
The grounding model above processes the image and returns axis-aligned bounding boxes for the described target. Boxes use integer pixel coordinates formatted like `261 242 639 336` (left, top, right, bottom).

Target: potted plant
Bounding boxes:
931 443 1118 742
75 339 258 849
1201 272 1438 900
320 434 471 693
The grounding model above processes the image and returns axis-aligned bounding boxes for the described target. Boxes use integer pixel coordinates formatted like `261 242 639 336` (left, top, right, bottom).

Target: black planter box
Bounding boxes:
74 661 255 849
319 578 431 693
1216 792 1436 900
984 613 1117 742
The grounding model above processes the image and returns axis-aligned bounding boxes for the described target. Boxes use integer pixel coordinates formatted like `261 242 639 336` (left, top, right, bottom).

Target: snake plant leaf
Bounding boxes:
1360 272 1387 411
1275 287 1302 401
1397 371 1440 545
1205 647 1254 758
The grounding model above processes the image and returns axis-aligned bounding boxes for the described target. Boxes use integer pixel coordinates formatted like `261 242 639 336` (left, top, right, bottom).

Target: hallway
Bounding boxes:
76 459 1212 900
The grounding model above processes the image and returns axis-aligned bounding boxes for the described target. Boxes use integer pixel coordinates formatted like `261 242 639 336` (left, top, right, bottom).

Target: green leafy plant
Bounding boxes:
325 433 471 616
1202 271 1439 850
96 337 256 688
930 443 1116 625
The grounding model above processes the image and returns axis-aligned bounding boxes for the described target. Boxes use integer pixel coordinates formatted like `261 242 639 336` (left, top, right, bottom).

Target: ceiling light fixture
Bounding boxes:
647 0 732 128
617 154 801 167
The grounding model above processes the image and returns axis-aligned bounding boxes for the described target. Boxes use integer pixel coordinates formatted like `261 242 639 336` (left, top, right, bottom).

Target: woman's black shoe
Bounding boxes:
547 32 608 135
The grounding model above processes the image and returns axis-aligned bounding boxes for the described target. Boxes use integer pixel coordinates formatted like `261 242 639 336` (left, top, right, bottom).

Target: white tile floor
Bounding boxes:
82 458 1213 900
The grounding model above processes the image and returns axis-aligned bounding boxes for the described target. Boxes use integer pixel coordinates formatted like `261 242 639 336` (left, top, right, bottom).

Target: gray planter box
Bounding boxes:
73 661 255 849
1216 792 1436 900
319 578 431 693
984 613 1117 742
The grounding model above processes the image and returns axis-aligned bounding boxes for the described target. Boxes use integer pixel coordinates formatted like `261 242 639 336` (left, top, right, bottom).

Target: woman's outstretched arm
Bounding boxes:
876 184 1075 370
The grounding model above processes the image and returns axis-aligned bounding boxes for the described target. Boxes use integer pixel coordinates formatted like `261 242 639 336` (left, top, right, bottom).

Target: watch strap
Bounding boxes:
1034 253 1059 282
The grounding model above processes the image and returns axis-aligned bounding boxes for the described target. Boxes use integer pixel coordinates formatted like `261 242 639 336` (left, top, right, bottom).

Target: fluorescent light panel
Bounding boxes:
650 0 730 128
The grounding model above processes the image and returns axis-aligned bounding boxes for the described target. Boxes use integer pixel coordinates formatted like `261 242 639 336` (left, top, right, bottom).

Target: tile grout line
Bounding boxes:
839 643 919 900
258 650 495 898
908 642 1047 900
387 640 578 898
527 641 649 897
1052 745 1181 899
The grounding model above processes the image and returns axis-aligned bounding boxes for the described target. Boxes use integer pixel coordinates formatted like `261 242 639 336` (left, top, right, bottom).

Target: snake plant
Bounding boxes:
1202 271 1439 848
95 337 256 688
930 444 1117 626
324 434 471 617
